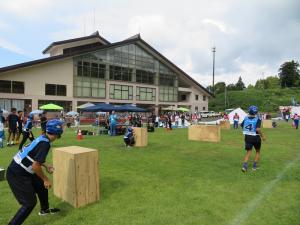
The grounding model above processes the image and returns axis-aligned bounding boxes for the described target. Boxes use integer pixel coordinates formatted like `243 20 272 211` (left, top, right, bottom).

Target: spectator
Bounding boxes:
124 127 135 148
40 111 48 134
109 111 117 136
292 113 299 129
15 110 24 145
7 108 19 146
181 114 185 127
233 113 239 129
19 113 35 150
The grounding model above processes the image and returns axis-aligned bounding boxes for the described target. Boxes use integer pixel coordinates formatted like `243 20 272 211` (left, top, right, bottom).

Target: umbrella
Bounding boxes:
177 107 190 112
66 111 79 116
39 103 63 110
117 104 147 112
83 103 116 112
31 110 44 115
77 102 95 109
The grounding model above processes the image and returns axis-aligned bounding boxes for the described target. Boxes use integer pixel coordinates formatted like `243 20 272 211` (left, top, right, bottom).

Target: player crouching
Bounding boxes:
241 106 266 172
6 119 64 225
124 127 135 148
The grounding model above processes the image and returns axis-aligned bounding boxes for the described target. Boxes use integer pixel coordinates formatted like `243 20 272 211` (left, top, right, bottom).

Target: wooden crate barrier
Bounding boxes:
188 125 221 142
53 146 99 208
263 120 273 128
133 127 148 147
219 120 231 130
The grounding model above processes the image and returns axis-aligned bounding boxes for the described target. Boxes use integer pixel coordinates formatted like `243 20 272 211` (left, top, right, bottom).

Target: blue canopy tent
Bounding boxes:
117 104 147 112
82 103 116 112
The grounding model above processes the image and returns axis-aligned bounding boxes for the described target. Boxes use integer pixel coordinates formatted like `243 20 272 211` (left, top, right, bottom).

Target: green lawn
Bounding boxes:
0 122 300 225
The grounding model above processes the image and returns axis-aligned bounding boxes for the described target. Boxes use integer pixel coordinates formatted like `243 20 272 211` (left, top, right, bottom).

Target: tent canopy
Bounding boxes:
77 102 95 109
161 106 178 111
66 111 79 116
228 107 247 124
82 103 116 112
117 104 147 112
39 103 63 110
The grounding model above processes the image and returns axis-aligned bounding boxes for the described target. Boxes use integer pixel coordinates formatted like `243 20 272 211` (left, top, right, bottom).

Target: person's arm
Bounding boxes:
32 162 51 189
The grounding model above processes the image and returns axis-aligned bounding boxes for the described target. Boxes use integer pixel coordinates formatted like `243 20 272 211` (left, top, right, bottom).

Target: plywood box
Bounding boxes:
263 120 273 128
188 125 221 142
53 146 99 208
220 120 231 130
133 127 148 147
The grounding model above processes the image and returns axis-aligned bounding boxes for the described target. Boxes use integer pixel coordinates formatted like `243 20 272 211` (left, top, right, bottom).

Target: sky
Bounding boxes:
0 0 299 87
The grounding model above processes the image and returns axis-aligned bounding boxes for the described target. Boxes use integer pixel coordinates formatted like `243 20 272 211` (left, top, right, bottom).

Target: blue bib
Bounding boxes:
243 116 259 136
13 135 49 174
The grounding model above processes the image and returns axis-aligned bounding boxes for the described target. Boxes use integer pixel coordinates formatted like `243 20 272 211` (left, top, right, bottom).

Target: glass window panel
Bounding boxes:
45 84 56 95
57 85 66 96
83 81 90 87
76 87 81 96
82 88 90 96
115 90 121 99
99 89 105 97
0 80 11 93
91 89 98 97
12 81 24 94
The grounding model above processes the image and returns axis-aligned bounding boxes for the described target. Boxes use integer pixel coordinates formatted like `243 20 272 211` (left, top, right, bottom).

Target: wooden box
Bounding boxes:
188 125 221 142
220 120 231 130
133 127 148 147
53 146 99 208
0 168 5 181
263 120 273 128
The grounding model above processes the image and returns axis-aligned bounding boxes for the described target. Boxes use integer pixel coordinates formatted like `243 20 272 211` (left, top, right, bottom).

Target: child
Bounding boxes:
6 119 64 224
124 127 135 148
292 113 299 129
241 105 266 172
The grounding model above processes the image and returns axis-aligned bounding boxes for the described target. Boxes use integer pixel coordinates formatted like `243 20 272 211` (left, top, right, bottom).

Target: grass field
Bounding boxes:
0 122 300 225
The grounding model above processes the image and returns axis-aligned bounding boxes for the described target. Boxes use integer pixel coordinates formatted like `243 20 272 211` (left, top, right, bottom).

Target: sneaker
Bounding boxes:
252 166 259 171
241 167 247 173
39 208 60 216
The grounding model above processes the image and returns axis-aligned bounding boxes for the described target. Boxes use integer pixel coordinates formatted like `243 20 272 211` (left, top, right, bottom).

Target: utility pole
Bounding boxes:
212 46 216 93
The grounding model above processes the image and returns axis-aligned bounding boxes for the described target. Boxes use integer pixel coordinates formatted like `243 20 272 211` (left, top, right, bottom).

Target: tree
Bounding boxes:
265 76 280 89
226 83 236 91
278 60 300 88
235 76 245 90
213 82 226 94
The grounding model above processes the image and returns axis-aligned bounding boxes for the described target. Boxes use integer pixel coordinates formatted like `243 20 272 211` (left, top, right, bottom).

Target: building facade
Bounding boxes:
0 31 212 113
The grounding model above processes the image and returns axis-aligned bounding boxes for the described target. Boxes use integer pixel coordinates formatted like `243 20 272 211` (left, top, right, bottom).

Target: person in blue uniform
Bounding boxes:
241 106 266 172
124 127 135 148
6 119 64 225
109 111 117 136
19 113 35 150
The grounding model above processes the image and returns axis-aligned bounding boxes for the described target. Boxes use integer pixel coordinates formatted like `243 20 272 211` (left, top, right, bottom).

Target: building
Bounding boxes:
0 31 212 113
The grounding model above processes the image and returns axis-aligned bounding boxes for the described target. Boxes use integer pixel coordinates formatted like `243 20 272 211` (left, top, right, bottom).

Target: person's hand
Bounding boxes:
44 179 52 189
46 165 55 174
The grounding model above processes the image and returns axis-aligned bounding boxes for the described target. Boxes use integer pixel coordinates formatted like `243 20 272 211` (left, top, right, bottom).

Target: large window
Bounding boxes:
159 73 176 86
77 60 106 79
159 87 178 102
0 80 24 94
109 84 133 100
109 65 132 82
136 87 156 101
45 84 66 96
74 78 105 98
136 70 155 85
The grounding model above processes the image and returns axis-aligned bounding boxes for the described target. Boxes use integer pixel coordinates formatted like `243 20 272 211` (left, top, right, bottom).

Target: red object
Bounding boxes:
77 130 83 140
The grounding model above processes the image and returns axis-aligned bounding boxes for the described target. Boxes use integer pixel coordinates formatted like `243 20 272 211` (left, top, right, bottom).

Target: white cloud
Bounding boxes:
202 19 236 34
0 37 25 55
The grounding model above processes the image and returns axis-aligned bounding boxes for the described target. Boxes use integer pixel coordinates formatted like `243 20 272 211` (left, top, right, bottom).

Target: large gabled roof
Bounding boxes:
42 31 110 54
0 33 212 97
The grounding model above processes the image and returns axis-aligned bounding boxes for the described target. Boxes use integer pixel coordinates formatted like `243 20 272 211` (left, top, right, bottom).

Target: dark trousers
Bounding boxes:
6 168 49 225
233 121 238 129
294 120 299 129
19 131 34 150
124 137 135 146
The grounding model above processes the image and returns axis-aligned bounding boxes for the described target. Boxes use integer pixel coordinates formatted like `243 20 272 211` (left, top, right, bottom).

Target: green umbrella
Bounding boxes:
177 107 190 112
39 103 63 110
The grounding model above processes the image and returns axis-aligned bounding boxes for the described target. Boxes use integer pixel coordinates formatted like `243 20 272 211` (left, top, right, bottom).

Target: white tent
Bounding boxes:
291 106 300 115
228 108 247 124
77 102 95 109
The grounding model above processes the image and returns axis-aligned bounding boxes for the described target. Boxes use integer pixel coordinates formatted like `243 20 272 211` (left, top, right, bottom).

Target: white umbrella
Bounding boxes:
66 111 79 116
77 102 95 109
31 110 44 115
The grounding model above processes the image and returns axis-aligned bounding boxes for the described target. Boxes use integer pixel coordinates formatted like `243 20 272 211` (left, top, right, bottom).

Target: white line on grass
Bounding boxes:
230 155 300 225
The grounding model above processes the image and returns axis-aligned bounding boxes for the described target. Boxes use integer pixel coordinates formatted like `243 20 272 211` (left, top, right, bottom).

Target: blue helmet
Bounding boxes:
46 119 64 138
248 105 258 115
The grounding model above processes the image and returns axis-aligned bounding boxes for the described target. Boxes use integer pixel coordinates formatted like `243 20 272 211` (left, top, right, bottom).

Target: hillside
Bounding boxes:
209 88 300 112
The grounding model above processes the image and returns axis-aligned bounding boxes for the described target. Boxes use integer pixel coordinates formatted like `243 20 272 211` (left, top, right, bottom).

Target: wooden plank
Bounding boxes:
188 125 221 142
133 127 148 147
263 120 273 128
53 146 99 208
